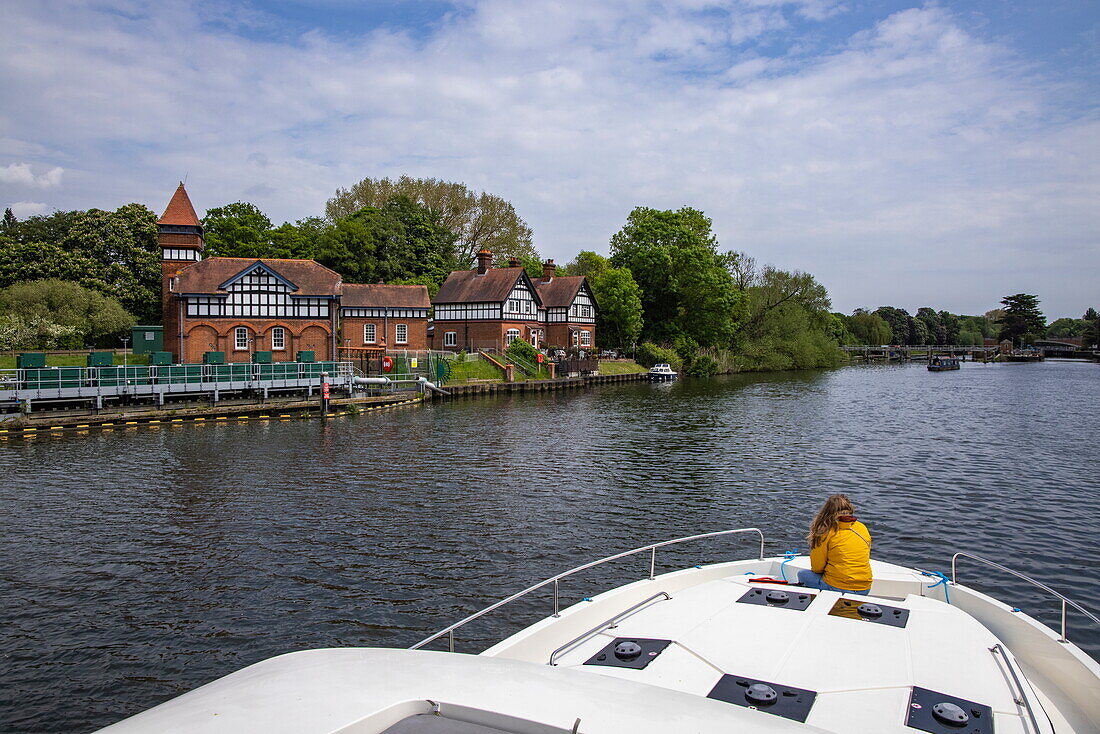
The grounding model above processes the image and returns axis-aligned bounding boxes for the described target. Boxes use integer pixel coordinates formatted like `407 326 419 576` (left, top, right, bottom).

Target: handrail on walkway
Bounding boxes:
951 552 1100 643
410 528 765 653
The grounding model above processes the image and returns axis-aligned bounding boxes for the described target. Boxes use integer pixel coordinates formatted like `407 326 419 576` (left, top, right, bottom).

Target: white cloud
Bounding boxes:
0 162 63 189
7 201 48 217
0 0 1096 316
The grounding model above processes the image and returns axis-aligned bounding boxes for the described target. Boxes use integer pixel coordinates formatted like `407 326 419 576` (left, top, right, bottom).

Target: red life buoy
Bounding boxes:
382 356 393 373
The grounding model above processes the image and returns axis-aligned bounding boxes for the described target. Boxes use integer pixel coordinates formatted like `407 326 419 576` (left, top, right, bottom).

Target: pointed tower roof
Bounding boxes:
158 183 202 227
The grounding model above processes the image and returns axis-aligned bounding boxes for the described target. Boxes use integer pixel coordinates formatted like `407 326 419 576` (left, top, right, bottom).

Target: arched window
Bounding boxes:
505 328 520 346
270 327 286 350
234 327 248 351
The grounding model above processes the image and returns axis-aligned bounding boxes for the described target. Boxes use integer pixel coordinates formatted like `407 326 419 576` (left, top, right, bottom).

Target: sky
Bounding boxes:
1 1 1097 318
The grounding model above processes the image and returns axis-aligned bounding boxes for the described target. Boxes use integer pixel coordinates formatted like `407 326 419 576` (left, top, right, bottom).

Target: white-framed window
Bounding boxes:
508 299 519 313
235 327 248 350
524 301 532 314
505 328 520 346
580 330 591 346
444 331 457 347
271 327 286 350
363 323 376 344
571 330 579 346
395 324 408 344
581 305 591 318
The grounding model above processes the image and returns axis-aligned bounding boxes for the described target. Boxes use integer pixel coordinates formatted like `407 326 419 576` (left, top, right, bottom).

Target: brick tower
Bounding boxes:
158 183 204 360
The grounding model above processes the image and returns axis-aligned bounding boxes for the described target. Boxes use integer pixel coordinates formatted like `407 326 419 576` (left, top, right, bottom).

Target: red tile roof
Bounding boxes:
158 183 202 227
534 275 586 308
433 267 537 305
175 258 342 295
342 283 430 309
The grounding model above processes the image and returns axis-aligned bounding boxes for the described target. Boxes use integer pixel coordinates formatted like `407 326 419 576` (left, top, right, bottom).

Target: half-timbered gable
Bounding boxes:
341 284 430 350
534 260 598 350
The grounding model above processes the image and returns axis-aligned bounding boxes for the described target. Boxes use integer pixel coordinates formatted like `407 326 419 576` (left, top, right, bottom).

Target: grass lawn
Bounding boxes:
445 357 505 383
598 360 647 375
0 353 150 369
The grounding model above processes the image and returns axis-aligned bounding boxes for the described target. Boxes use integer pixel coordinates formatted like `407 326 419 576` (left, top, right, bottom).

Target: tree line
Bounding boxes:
836 294 1099 349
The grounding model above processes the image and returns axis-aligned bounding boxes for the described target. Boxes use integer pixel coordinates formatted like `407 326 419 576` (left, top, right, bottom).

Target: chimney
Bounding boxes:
476 249 492 275
508 257 521 268
541 259 555 282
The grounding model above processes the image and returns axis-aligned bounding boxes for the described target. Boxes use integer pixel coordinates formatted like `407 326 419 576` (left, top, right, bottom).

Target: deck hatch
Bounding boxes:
707 674 816 722
583 637 671 670
828 597 910 627
906 686 993 734
736 587 816 611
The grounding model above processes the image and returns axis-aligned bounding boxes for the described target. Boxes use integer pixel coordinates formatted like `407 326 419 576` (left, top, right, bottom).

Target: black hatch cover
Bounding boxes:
707 674 816 722
737 587 816 611
906 686 993 734
584 637 671 670
828 597 910 627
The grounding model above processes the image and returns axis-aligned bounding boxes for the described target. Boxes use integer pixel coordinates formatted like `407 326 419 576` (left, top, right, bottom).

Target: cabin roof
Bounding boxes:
175 258 342 295
342 283 430 309
433 267 540 305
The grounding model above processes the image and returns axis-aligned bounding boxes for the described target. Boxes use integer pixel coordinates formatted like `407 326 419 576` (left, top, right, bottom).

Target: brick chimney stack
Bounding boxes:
541 259 555 282
476 249 492 275
508 257 521 268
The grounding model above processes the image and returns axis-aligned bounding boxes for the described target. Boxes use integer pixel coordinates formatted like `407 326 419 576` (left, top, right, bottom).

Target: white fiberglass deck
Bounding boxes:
97 552 1100 734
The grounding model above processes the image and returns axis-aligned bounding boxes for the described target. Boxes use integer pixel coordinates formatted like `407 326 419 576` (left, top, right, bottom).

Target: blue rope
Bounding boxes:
918 569 952 604
780 551 799 582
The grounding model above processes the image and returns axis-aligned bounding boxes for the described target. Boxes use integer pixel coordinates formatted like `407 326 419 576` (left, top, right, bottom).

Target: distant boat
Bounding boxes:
647 363 678 381
928 356 960 371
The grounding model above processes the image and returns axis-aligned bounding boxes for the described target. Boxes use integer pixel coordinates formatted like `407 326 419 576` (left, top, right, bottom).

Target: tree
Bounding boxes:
915 307 944 344
1 208 15 232
1082 308 1100 349
849 310 892 345
998 294 1045 346
1046 317 1086 338
0 240 102 289
610 206 744 347
590 267 643 349
939 310 960 345
326 176 535 267
874 307 910 345
564 250 610 279
0 279 134 348
202 202 274 258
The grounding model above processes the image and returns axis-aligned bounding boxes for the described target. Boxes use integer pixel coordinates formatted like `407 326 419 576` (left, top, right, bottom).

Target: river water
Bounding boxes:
2 360 1098 732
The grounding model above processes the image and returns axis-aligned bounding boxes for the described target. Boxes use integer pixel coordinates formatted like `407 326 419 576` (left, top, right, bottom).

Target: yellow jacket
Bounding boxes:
810 520 872 591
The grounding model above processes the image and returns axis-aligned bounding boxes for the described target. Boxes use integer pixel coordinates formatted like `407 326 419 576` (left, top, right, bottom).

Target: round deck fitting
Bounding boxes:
931 702 969 727
614 641 642 660
745 683 778 704
765 590 790 604
857 603 883 618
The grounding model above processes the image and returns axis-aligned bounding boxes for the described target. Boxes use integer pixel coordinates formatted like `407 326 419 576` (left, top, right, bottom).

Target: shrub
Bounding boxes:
685 354 718 377
635 342 681 371
505 337 539 367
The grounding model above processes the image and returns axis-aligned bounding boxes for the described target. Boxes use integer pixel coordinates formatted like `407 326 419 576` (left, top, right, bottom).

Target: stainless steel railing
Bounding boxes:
410 528 766 652
548 591 672 666
951 552 1100 643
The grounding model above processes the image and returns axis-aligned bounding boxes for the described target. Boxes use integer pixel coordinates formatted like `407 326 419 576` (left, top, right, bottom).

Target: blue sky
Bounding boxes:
1 0 1097 318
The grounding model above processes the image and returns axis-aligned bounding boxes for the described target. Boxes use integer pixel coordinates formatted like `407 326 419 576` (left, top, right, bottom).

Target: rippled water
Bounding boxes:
2 361 1098 732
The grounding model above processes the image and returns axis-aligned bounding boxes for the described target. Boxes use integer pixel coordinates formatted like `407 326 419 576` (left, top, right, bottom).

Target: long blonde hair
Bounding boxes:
808 494 855 549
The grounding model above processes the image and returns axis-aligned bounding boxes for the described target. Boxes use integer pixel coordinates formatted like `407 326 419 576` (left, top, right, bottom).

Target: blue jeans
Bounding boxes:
797 569 870 595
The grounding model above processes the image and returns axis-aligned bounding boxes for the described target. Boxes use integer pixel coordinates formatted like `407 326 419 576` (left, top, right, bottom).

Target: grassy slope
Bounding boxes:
598 360 647 375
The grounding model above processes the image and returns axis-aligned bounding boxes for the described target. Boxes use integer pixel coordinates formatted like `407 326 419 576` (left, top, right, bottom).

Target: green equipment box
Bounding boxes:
131 325 164 355
17 353 46 369
296 350 316 363
252 351 273 364
87 352 113 367
149 351 173 366
203 351 226 365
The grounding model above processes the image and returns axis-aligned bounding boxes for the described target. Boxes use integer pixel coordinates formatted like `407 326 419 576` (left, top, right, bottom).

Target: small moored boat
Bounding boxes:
928 356 961 371
648 363 678 381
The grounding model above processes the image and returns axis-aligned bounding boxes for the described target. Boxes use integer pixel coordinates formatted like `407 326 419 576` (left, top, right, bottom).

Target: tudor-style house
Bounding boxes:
431 250 598 352
158 184 428 363
340 284 430 351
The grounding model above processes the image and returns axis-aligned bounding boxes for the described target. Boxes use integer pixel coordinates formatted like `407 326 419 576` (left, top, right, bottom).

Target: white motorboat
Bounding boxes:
647 363 678 381
98 529 1100 733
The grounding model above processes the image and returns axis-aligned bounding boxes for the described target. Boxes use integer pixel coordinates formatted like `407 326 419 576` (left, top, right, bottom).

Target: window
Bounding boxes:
396 324 408 344
508 299 519 313
505 328 520 346
581 305 591 318
580 331 591 346
235 327 248 350
444 331 457 347
364 323 376 344
271 327 285 350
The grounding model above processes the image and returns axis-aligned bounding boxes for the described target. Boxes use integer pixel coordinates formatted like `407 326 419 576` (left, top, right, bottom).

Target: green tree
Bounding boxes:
939 310 960 344
327 176 535 267
590 267 643 349
0 240 101 288
874 307 910 345
915 307 944 344
848 310 892 345
1081 308 1099 349
998 294 1046 346
202 202 274 258
1046 317 1086 338
0 279 134 348
1 208 15 232
610 206 744 347
563 250 610 279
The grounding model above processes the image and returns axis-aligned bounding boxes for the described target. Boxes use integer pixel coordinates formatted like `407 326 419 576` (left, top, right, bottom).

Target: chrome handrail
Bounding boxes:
951 552 1100 643
410 528 766 652
990 644 1042 734
548 591 672 666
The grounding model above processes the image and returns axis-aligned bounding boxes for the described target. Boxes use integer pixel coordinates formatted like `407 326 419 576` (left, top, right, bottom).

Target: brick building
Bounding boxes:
340 284 430 351
430 250 598 352
158 184 428 363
